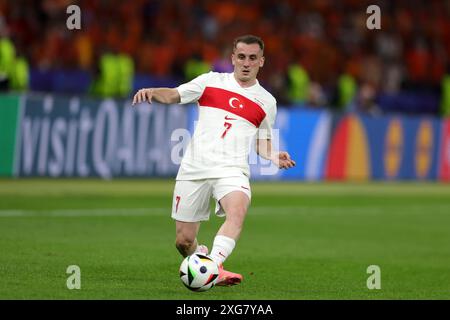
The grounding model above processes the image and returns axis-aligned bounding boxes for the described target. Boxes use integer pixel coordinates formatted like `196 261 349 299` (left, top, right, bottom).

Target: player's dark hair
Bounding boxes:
233 35 264 53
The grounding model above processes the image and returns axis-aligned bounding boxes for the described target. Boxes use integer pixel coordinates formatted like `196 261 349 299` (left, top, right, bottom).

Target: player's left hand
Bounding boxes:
272 151 296 169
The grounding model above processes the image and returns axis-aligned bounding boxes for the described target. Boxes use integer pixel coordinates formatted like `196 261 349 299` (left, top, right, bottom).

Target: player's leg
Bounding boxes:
175 220 201 257
210 190 250 264
171 180 212 257
210 177 251 285
216 191 250 240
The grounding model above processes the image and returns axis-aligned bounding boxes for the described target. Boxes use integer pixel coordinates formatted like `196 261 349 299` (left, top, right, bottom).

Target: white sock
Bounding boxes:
209 235 236 266
194 243 207 254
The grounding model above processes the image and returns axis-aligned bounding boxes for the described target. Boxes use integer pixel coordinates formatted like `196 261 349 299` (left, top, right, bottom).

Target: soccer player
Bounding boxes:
132 35 296 286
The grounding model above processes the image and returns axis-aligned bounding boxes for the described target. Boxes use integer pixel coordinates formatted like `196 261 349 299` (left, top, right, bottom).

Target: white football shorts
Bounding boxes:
171 175 252 222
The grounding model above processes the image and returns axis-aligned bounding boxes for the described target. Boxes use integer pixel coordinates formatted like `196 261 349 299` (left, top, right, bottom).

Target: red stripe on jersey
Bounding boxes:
198 87 266 127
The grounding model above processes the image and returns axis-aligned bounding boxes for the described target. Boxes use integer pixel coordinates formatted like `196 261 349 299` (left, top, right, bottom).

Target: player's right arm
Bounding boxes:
132 88 180 106
133 72 212 106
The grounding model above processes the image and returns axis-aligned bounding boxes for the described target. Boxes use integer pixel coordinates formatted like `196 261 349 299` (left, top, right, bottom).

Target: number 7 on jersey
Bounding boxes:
221 122 233 138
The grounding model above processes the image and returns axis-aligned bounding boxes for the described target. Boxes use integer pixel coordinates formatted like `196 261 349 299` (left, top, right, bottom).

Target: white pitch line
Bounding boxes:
0 208 168 217
250 205 450 215
0 205 448 217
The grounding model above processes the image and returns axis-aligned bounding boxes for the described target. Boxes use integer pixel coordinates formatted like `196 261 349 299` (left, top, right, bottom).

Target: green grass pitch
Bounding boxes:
0 179 449 299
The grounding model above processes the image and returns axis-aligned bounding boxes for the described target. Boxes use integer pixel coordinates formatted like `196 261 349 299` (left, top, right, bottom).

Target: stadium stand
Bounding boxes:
1 0 449 115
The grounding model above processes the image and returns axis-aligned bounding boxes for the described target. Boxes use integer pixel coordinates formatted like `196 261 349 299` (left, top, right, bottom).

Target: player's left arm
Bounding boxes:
256 139 296 169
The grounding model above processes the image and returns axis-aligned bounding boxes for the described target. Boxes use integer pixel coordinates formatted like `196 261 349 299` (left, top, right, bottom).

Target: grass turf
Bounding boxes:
0 179 449 299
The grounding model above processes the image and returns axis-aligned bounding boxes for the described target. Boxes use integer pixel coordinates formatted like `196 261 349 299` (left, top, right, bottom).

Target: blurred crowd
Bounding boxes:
1 0 450 115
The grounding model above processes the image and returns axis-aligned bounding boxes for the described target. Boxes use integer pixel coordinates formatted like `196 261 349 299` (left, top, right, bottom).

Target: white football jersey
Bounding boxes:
176 72 277 180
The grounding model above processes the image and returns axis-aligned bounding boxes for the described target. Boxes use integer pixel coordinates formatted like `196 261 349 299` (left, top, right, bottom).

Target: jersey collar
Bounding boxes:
230 72 260 90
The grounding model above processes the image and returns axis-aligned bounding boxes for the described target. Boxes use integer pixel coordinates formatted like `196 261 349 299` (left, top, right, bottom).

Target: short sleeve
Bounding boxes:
176 72 212 104
257 100 277 140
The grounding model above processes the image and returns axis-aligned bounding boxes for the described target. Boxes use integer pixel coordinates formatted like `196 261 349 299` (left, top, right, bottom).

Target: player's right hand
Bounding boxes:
132 88 153 106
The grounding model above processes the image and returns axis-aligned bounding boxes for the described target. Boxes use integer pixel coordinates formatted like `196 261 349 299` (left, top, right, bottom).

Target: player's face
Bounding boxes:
231 42 265 85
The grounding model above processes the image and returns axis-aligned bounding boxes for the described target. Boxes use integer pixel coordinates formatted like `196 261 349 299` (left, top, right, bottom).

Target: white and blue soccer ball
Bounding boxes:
179 253 219 292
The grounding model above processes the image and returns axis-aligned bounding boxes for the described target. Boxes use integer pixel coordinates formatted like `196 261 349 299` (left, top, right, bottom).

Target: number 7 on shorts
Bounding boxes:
175 196 181 213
